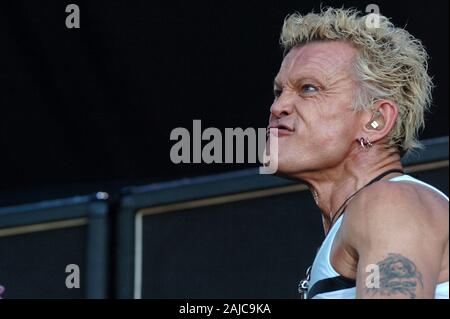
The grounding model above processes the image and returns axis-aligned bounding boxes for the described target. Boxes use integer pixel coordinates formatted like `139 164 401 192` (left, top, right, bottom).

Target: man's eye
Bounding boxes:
274 89 282 98
301 84 318 93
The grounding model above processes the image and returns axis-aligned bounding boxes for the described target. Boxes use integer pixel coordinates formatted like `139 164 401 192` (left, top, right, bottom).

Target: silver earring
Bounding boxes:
359 137 373 149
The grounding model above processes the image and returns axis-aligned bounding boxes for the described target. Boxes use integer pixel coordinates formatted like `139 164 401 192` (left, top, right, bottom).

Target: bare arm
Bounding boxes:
359 253 426 299
346 182 448 299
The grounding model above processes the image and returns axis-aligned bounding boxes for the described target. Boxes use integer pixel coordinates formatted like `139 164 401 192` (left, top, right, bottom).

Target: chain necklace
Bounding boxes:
327 168 404 230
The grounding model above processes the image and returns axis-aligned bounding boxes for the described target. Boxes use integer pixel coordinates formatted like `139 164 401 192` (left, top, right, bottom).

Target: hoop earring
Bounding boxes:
359 137 373 149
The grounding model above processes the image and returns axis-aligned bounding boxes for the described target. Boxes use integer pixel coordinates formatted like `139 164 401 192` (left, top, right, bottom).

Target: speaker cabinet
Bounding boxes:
0 195 109 298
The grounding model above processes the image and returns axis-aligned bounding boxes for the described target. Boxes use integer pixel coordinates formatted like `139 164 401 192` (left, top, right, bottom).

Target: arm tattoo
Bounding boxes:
366 253 424 299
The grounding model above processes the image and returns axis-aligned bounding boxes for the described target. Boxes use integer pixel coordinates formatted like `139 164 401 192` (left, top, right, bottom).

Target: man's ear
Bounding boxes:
360 100 398 143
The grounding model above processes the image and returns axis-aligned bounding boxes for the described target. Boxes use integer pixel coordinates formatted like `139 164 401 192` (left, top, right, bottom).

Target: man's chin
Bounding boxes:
273 164 303 182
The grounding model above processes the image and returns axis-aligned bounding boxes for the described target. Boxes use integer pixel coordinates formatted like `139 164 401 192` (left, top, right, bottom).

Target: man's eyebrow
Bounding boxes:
273 73 327 92
290 73 325 87
273 72 326 90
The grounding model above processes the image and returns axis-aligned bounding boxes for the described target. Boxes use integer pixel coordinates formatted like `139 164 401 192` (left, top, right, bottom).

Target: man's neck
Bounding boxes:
294 146 404 234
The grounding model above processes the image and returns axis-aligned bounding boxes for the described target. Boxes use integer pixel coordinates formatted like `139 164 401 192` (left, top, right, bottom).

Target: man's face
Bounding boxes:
268 41 363 176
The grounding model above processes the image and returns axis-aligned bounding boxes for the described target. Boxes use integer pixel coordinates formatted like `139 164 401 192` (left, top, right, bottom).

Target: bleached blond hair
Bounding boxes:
280 7 433 156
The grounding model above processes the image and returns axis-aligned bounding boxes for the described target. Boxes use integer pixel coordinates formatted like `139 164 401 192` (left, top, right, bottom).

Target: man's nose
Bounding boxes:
270 95 294 118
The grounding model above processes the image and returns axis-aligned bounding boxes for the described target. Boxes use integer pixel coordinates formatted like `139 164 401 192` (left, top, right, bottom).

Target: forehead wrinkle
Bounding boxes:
279 42 357 87
292 55 352 87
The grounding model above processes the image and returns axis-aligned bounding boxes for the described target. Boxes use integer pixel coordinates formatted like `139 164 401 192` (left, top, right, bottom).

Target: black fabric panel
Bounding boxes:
0 226 86 298
140 190 323 298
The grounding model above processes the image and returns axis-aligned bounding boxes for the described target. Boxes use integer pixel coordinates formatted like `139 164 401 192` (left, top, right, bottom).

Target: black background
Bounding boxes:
0 0 448 206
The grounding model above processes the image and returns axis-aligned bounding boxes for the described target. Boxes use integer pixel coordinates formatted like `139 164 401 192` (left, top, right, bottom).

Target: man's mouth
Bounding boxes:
267 123 294 137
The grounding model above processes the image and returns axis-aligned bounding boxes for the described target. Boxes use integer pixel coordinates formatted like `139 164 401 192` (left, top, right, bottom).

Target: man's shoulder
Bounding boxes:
343 179 448 243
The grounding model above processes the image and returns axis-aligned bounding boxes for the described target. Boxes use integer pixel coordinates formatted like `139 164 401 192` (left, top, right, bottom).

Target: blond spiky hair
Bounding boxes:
280 7 433 156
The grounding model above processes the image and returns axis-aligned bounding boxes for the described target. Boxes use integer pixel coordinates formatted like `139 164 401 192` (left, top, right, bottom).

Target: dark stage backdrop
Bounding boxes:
0 0 448 205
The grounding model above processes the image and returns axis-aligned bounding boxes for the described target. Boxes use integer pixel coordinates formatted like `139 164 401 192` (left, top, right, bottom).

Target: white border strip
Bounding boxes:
134 211 144 299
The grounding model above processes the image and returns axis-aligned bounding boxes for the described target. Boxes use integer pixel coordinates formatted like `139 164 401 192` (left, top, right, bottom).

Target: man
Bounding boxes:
267 8 449 298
